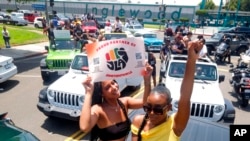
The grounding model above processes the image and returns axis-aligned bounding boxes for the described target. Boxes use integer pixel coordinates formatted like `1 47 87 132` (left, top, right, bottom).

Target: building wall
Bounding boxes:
0 0 198 22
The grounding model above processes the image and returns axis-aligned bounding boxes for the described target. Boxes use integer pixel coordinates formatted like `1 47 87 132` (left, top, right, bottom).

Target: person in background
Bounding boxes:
171 35 185 54
182 31 193 48
114 16 123 32
1 25 11 48
80 63 153 141
148 52 157 87
104 21 112 33
42 17 47 35
46 22 55 45
130 40 203 141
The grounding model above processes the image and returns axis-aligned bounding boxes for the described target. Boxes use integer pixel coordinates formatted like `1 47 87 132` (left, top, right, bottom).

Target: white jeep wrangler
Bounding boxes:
161 54 235 122
37 53 143 121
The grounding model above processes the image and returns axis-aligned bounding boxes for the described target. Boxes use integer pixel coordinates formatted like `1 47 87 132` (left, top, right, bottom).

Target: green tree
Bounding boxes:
204 0 215 10
225 0 238 11
241 0 250 11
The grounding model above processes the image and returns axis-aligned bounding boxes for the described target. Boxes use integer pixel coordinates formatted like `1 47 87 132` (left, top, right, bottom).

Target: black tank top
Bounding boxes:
97 99 131 141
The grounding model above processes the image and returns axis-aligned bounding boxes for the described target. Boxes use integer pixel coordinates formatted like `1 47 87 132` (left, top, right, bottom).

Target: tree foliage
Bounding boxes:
225 0 250 11
199 0 215 10
195 9 208 16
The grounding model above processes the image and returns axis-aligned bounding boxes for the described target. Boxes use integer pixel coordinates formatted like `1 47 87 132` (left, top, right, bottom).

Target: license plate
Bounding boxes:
58 71 66 75
4 64 11 69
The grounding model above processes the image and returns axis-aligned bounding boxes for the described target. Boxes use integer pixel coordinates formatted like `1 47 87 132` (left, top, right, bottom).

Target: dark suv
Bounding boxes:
205 33 249 55
218 26 250 39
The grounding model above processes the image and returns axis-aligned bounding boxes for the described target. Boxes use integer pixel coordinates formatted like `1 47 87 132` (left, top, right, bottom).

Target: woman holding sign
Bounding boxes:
80 63 153 141
130 40 203 141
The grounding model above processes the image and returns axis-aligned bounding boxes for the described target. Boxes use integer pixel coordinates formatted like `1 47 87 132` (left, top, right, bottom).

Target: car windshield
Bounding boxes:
95 17 105 22
71 55 89 71
143 34 157 38
168 62 217 81
54 40 79 50
211 33 224 39
134 25 143 29
104 34 127 40
83 21 96 26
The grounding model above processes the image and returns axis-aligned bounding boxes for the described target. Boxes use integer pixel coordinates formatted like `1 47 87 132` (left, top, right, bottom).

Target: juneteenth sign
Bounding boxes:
85 37 146 82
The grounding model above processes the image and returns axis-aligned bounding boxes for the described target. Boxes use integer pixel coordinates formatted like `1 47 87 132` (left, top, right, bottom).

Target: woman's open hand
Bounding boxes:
82 75 94 95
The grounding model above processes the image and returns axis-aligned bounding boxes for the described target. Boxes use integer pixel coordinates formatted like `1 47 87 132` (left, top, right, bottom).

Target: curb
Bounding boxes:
14 51 48 61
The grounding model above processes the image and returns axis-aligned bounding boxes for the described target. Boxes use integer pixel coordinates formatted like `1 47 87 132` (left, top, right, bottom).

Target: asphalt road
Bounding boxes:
0 33 250 141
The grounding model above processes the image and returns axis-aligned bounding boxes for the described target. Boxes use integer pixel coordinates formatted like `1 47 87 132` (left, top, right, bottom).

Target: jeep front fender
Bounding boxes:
223 98 235 122
40 58 47 67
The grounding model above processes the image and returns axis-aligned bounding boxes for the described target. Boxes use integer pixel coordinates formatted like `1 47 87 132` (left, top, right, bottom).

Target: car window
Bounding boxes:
143 34 157 38
211 33 223 39
54 40 77 50
134 25 143 29
71 55 89 70
83 21 96 26
104 34 127 40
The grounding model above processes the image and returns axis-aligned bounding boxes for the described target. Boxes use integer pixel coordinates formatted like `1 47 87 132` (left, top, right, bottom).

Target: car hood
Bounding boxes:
166 78 224 105
46 50 80 60
48 72 87 95
82 26 97 30
0 55 13 63
0 121 39 141
206 38 219 43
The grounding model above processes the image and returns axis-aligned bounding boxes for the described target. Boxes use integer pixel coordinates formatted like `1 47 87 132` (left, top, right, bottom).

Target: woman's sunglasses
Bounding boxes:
143 105 168 115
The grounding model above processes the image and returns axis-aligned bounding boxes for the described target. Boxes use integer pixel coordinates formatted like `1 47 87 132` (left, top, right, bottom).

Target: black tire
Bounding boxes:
34 24 39 28
41 71 50 82
206 45 213 55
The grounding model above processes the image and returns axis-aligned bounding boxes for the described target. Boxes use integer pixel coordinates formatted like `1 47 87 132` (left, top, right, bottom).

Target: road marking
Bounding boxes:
218 68 229 72
15 74 41 78
64 130 84 141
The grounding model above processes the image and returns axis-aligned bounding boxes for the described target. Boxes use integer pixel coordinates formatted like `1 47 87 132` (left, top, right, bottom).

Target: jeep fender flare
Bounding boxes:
236 45 248 55
223 98 235 122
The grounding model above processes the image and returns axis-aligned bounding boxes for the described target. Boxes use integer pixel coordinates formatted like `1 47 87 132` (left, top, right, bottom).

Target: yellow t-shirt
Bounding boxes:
131 114 180 141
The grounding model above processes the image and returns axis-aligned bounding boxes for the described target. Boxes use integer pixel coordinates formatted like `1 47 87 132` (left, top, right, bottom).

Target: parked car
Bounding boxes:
160 54 235 122
0 55 17 83
81 20 98 36
0 15 28 26
24 12 39 23
206 33 250 55
134 31 164 52
126 24 144 34
40 30 81 82
34 16 44 28
0 112 40 141
218 26 250 39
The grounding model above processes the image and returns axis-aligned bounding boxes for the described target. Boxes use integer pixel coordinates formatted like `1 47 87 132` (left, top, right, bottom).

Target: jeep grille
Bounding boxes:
191 103 214 118
52 59 71 69
53 92 79 107
152 42 162 46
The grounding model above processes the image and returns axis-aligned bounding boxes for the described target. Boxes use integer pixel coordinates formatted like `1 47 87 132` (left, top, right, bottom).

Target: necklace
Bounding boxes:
105 102 119 112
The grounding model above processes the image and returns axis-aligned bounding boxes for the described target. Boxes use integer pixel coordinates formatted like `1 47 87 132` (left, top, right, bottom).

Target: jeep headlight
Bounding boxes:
47 90 54 98
214 105 223 113
47 60 53 66
78 95 85 105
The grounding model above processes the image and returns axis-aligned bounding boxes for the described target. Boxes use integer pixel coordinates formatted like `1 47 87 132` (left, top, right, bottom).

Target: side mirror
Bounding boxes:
229 64 234 68
219 75 225 83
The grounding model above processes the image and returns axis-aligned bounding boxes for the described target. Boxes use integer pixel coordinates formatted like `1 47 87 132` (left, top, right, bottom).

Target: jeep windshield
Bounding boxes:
211 33 224 40
53 40 79 50
83 21 96 26
104 34 127 40
71 55 89 71
143 34 157 38
168 62 217 81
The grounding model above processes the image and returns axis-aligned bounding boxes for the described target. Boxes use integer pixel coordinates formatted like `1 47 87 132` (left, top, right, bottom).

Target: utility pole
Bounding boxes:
45 0 49 25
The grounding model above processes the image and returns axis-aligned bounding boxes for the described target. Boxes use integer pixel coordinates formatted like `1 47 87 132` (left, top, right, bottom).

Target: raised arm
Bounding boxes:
126 62 153 109
79 76 99 133
173 41 203 136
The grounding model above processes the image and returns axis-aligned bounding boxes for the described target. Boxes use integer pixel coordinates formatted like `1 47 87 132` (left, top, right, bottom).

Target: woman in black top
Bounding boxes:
80 63 153 141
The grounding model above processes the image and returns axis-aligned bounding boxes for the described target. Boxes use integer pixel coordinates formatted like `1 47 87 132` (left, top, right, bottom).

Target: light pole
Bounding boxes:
45 0 49 25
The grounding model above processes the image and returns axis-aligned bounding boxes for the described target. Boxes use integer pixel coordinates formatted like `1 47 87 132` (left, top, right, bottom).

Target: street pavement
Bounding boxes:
0 27 218 60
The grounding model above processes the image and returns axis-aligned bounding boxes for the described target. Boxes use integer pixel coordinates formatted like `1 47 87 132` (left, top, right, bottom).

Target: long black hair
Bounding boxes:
137 113 148 141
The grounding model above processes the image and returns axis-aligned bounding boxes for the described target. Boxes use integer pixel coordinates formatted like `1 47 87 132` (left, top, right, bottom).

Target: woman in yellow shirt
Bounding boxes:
131 40 204 141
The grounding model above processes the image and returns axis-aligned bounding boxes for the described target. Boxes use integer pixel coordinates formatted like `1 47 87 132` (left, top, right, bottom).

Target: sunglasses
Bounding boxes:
143 104 168 115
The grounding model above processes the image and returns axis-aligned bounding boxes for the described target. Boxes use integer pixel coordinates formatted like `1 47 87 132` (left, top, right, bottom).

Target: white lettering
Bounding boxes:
234 129 247 136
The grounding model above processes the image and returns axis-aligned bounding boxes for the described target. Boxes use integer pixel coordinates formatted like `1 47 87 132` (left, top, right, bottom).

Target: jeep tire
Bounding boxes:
41 71 50 82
